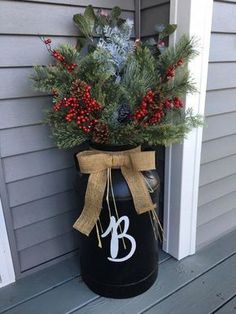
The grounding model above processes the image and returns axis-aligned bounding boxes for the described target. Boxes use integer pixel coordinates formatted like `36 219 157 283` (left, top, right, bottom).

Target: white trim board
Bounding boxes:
0 197 15 288
163 0 213 259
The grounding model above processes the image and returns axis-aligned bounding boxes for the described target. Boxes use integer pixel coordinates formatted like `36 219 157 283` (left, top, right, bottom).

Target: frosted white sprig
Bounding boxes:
95 19 134 74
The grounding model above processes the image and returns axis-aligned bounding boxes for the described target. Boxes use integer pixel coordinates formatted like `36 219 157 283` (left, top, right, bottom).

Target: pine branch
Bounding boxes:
121 46 158 107
157 35 198 75
46 109 87 148
160 67 197 98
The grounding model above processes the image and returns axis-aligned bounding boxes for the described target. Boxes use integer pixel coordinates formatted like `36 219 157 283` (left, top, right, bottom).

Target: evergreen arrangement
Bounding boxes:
32 6 202 149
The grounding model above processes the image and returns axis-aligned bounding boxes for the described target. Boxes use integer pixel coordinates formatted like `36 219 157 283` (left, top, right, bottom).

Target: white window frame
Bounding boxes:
0 197 15 288
163 0 213 259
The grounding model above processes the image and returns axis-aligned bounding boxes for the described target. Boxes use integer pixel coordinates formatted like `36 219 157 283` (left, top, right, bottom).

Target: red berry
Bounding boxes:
158 40 165 47
164 99 172 109
177 59 184 66
44 39 51 45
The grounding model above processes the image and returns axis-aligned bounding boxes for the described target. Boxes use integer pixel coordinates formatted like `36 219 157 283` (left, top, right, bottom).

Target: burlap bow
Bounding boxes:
73 147 156 236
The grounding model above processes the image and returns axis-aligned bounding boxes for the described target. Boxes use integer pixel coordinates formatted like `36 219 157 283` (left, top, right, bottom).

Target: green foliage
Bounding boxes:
157 35 198 74
142 112 203 146
73 5 95 39
57 44 80 64
31 6 203 149
32 44 79 97
73 5 125 51
77 51 116 103
159 24 177 40
160 68 197 98
46 109 87 148
32 65 73 97
121 46 158 107
111 6 122 20
103 109 203 146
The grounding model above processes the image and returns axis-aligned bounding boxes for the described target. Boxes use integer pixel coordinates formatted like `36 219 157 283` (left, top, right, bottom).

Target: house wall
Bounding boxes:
140 0 170 223
0 0 135 277
197 0 236 248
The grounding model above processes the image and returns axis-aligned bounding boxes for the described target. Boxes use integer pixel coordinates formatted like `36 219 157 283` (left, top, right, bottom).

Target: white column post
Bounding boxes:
0 198 15 288
163 0 213 259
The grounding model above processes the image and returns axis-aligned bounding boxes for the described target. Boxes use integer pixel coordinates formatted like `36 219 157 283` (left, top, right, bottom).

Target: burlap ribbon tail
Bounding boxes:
73 147 156 236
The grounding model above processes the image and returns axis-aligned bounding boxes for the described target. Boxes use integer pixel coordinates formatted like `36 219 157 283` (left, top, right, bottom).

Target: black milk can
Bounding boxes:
74 143 160 298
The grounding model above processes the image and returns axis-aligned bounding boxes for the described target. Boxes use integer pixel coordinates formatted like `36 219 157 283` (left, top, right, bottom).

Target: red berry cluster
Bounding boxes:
66 64 77 72
163 96 184 109
173 96 184 108
134 90 155 120
166 65 175 80
43 38 77 73
148 110 164 125
52 50 65 62
53 102 61 111
134 90 164 126
53 83 102 134
134 91 184 127
51 50 77 72
44 39 52 45
163 99 172 109
165 58 184 80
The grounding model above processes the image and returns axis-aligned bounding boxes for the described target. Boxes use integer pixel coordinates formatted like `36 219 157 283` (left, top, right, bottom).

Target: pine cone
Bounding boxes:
71 79 86 98
117 103 131 123
92 122 109 144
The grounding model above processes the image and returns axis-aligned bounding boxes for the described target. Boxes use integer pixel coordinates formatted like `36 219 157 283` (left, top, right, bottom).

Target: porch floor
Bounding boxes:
1 229 236 314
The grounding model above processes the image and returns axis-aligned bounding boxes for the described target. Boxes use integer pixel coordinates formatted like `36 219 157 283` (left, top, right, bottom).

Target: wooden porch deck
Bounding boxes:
1 229 236 314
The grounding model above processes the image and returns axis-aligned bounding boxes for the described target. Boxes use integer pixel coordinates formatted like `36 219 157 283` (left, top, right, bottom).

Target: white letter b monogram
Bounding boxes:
101 215 136 262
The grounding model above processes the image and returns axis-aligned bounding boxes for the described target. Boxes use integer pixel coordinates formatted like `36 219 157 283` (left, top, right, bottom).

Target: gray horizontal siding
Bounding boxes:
0 0 135 276
0 36 77 67
209 34 236 62
19 231 79 271
0 68 42 100
205 89 236 116
198 173 236 207
15 210 79 251
0 125 55 157
212 1 236 33
197 208 236 249
3 148 74 183
0 1 134 36
19 0 135 10
201 134 236 164
203 112 236 141
12 190 78 229
199 154 236 186
0 97 50 129
198 191 236 226
7 168 75 207
207 63 236 90
197 0 236 247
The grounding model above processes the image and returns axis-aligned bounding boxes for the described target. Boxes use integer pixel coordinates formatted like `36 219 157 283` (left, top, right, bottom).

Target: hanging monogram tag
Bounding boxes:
101 215 136 262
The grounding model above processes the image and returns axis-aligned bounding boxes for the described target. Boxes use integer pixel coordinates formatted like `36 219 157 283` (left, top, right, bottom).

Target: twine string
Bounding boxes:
95 222 102 248
143 175 154 193
98 217 104 233
152 210 165 242
106 169 112 218
108 168 126 250
149 211 158 241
